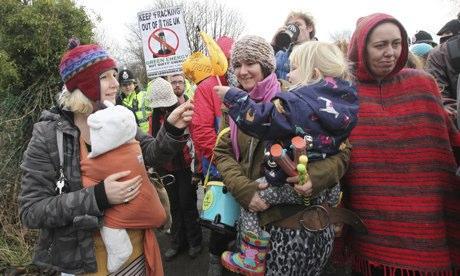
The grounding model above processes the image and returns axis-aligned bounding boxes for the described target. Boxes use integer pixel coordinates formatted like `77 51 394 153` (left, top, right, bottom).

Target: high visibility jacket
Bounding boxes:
184 79 196 99
120 90 152 133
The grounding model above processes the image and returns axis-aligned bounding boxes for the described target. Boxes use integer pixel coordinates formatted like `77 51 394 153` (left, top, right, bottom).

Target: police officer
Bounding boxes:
117 67 152 133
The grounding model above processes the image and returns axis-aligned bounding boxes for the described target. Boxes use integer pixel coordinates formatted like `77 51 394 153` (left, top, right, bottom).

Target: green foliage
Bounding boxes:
0 0 94 94
0 0 95 270
0 50 19 99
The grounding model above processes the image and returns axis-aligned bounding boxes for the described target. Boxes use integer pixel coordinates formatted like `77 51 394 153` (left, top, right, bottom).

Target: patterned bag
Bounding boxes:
148 169 174 232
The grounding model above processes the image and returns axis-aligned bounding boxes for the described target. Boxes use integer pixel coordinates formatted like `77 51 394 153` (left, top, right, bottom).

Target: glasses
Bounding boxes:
171 81 184 85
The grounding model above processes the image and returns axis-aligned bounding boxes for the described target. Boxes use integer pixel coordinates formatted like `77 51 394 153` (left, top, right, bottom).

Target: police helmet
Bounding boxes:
118 68 136 85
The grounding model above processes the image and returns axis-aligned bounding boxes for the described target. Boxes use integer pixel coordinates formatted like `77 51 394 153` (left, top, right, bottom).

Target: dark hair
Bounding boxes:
150 104 177 137
261 65 272 79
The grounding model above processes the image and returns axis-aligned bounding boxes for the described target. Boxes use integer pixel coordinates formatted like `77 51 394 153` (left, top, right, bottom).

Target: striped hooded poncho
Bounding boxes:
343 13 460 275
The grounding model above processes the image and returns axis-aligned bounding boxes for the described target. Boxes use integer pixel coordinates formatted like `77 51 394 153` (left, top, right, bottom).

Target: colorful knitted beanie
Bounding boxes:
59 38 117 101
231 35 275 75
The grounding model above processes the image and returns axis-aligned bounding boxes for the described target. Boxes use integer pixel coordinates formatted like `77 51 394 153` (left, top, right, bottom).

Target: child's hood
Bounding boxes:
87 101 137 158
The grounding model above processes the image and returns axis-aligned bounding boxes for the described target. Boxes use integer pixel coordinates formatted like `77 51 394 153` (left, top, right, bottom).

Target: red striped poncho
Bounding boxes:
344 13 460 275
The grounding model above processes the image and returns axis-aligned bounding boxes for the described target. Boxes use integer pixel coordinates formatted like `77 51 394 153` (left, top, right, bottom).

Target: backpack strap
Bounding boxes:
55 128 66 194
204 127 230 186
56 128 64 168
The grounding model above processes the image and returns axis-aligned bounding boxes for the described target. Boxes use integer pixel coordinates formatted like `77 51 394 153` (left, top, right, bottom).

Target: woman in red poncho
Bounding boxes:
343 13 460 275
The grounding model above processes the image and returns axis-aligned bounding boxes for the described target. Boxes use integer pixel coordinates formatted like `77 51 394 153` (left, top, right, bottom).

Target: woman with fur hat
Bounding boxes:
213 35 353 275
215 40 362 276
19 39 194 275
344 13 460 275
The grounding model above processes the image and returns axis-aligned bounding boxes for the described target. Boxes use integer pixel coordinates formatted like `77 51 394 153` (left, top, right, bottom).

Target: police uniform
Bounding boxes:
117 68 152 133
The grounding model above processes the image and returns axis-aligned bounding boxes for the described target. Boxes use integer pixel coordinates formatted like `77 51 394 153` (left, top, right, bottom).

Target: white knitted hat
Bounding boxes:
146 77 178 109
87 101 137 158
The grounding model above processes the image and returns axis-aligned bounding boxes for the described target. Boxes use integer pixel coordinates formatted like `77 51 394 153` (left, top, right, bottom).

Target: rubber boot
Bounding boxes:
221 231 270 276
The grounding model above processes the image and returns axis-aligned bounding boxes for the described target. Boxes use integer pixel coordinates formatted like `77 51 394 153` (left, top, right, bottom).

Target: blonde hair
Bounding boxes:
289 41 353 87
58 87 93 114
406 52 424 70
334 39 349 56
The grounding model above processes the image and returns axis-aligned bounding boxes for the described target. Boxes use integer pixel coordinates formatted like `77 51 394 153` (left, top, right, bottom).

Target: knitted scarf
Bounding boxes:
344 13 460 275
230 72 280 160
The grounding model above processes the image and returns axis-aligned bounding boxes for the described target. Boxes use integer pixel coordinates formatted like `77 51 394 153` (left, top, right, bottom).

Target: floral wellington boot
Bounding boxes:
221 231 270 276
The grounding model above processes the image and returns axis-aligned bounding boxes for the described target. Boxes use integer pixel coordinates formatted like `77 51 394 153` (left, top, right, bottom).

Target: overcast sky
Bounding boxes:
76 0 457 51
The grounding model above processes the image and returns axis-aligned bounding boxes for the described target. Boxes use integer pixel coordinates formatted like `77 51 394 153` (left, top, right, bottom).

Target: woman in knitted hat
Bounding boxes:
146 77 203 262
213 35 353 275
19 39 194 275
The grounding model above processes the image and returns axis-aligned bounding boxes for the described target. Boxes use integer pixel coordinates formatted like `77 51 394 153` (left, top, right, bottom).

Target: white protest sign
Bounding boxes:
138 6 190 78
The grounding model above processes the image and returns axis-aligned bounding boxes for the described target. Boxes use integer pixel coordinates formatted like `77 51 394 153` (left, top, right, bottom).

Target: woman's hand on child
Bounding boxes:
248 181 269 212
213 86 231 101
167 100 194 129
104 171 142 205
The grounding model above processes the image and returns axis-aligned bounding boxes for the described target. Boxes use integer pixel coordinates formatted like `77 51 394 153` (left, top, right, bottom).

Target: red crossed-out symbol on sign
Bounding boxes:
148 27 179 57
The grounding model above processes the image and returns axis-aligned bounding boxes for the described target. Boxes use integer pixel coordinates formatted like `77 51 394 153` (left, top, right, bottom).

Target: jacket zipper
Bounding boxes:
248 137 255 169
47 240 54 257
378 81 384 110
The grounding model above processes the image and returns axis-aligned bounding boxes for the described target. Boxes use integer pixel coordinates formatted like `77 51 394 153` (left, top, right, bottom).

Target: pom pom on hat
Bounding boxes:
231 35 276 75
67 37 80 50
146 77 178 109
59 38 117 102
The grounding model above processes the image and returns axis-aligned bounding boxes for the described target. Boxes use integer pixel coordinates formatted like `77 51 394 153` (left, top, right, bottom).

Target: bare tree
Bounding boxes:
329 30 352 43
116 0 245 86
